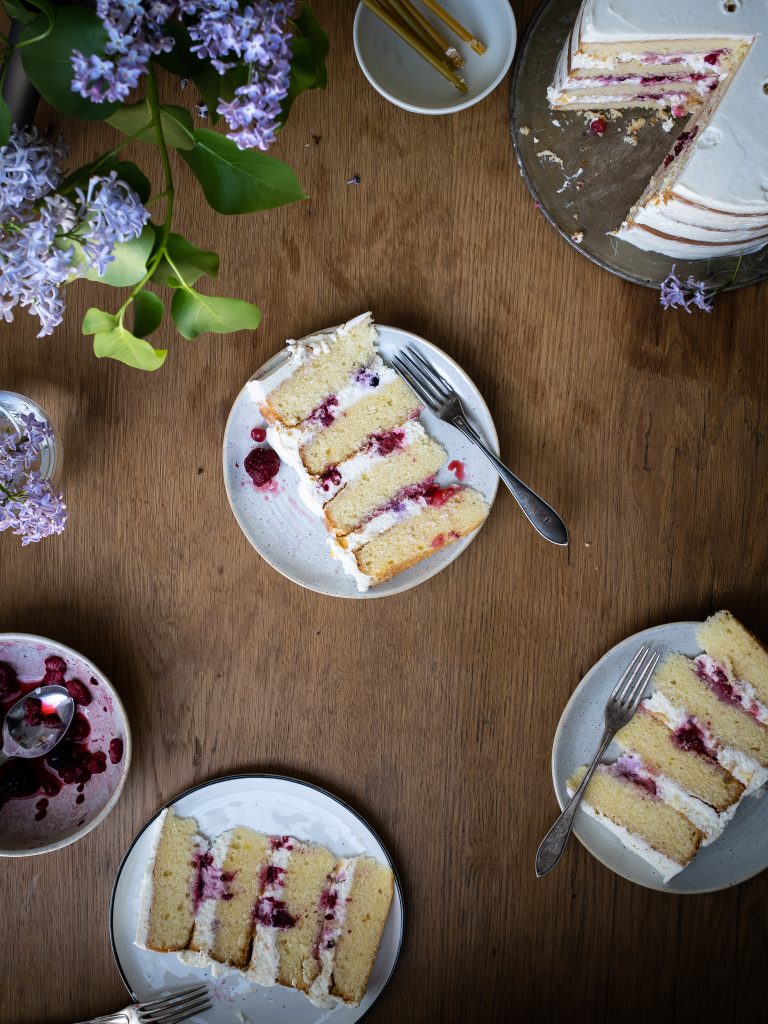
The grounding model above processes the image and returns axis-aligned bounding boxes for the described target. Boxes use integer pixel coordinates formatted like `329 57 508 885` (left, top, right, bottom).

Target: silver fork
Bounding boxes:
391 346 568 546
74 984 211 1024
535 645 661 877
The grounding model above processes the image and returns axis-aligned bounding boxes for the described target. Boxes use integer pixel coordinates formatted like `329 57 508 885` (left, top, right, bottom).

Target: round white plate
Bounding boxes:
110 774 404 1024
353 0 516 116
223 324 499 599
552 621 768 893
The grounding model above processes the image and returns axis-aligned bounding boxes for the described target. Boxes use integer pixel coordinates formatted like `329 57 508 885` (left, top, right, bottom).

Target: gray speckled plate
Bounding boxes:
552 621 768 893
222 325 499 599
110 774 403 1024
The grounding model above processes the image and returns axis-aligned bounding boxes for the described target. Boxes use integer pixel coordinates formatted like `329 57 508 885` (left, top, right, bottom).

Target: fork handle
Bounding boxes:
535 727 614 877
452 417 568 546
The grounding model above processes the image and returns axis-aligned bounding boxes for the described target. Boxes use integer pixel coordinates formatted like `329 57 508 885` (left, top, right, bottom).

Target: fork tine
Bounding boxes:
138 987 208 1012
140 996 212 1024
406 345 452 398
616 648 653 706
608 645 646 703
396 350 446 407
624 650 660 711
391 356 438 411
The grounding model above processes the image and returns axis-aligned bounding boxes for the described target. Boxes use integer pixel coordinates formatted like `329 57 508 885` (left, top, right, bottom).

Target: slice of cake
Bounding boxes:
247 835 337 990
305 855 395 1008
137 809 206 952
547 1 768 259
697 610 768 710
568 761 704 881
185 827 270 969
248 313 490 591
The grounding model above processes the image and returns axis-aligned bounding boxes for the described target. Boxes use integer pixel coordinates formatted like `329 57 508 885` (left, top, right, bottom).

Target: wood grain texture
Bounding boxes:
1 2 767 1021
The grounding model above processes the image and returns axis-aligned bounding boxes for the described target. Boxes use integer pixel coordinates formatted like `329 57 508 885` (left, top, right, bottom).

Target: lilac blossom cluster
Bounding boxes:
0 413 67 545
71 2 296 151
0 129 149 337
660 266 715 313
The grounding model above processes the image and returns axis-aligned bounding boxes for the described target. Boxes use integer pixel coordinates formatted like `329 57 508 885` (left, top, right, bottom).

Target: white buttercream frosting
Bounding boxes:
306 858 358 1008
247 840 294 987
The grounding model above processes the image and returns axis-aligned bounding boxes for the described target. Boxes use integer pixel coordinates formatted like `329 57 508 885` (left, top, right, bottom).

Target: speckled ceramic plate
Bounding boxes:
0 634 130 856
110 774 404 1024
551 621 768 893
510 0 768 291
223 324 499 599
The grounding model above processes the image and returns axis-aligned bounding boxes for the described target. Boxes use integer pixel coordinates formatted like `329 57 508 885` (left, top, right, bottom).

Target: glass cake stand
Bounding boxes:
509 0 768 292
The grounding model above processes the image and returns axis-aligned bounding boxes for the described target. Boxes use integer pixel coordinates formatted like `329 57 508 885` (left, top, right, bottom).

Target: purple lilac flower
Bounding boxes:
660 265 715 313
0 416 67 545
0 126 67 220
74 171 150 276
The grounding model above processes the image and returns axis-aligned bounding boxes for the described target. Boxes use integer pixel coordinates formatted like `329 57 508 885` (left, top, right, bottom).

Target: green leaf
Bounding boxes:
0 96 10 147
283 2 329 120
107 101 195 151
192 64 249 127
82 307 118 335
3 0 40 25
171 289 260 340
92 324 167 371
180 128 307 214
132 290 165 338
152 233 219 288
80 225 155 287
21 7 119 120
59 158 151 204
153 23 202 78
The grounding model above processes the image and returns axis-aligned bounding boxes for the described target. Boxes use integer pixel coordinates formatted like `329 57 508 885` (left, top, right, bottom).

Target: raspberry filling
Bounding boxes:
255 897 296 929
672 718 719 761
353 366 380 388
244 446 281 487
307 395 339 428
447 459 466 481
695 655 741 708
663 125 699 168
367 428 405 457
611 755 658 798
192 851 236 908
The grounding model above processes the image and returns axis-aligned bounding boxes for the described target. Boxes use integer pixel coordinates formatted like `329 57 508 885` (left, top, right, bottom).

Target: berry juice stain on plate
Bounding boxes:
447 460 466 481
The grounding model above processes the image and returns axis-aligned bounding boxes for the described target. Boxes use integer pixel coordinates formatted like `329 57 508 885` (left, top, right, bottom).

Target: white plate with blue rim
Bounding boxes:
222 323 500 599
110 774 404 1024
551 621 768 893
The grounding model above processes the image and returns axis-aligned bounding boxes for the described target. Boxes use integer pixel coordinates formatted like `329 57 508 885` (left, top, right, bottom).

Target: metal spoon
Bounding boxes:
0 685 74 769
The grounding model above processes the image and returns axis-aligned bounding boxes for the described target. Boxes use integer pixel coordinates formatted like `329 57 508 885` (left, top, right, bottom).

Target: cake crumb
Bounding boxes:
661 117 674 132
519 125 531 135
537 149 564 168
608 109 623 120
623 135 638 146
624 117 646 146
571 231 584 243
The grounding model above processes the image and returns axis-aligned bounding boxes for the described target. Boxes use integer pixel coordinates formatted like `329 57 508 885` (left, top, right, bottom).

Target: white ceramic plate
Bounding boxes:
110 775 404 1024
223 324 499 599
552 621 768 893
353 0 516 115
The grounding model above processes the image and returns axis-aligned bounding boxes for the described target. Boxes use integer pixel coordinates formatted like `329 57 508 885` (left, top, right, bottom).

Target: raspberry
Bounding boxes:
244 447 280 487
43 655 67 682
23 697 42 726
65 678 91 707
250 426 266 442
0 663 19 702
108 737 123 763
68 713 91 742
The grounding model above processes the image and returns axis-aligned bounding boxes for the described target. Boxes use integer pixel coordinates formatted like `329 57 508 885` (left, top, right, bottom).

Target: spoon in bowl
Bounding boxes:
0 685 74 769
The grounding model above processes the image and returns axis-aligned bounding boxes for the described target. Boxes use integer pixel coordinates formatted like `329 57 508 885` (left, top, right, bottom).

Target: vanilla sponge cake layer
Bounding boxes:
275 840 337 991
209 827 270 968
329 857 395 1007
698 611 768 707
142 810 201 953
569 764 703 866
266 316 377 426
656 653 768 767
324 435 446 535
615 708 743 812
356 487 490 584
301 380 421 475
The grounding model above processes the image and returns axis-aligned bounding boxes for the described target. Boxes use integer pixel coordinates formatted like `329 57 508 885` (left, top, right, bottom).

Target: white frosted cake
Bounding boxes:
548 0 768 258
247 313 489 591
569 611 768 882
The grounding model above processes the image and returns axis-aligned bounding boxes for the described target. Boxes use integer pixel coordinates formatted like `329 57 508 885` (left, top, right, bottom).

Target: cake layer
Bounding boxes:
698 611 768 707
138 809 202 953
323 435 446 535
615 707 743 813
569 763 703 871
300 379 421 475
655 653 768 768
353 486 490 585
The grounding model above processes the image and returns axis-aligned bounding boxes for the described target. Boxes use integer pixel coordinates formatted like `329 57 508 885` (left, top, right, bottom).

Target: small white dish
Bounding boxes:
110 774 404 1024
552 621 768 893
0 634 131 857
223 324 499 599
353 0 516 115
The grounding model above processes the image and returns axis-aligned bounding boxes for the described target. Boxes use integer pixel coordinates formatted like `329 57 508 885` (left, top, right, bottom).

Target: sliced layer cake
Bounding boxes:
570 611 768 881
548 1 768 258
248 313 490 590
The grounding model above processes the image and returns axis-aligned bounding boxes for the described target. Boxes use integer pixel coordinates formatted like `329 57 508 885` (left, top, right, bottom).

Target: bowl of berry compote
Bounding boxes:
0 635 130 856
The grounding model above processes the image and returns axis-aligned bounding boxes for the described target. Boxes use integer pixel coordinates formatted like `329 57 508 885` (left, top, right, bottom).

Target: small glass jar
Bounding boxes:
0 390 62 484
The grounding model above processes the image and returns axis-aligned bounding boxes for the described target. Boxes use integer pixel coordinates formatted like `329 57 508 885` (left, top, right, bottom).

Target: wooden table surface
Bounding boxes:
2 2 767 1021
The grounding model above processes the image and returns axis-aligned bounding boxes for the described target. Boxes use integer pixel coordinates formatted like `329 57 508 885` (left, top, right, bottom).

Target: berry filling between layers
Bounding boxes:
606 754 659 798
191 850 236 911
343 480 462 552
306 859 356 1007
248 835 297 984
694 655 768 725
313 420 425 500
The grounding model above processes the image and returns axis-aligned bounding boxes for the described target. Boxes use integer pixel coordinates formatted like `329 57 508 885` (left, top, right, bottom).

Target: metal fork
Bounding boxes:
74 984 211 1024
391 346 568 546
535 645 661 877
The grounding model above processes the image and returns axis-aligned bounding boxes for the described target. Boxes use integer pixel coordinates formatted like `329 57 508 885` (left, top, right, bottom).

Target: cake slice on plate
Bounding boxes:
248 313 490 591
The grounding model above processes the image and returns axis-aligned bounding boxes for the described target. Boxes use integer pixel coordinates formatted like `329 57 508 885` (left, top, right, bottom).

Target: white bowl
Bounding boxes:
353 0 516 115
0 634 131 856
